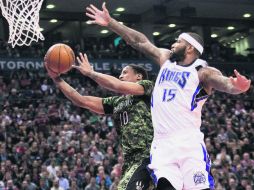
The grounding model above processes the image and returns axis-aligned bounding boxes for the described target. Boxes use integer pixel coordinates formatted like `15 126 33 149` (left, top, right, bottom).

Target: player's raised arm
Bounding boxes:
85 2 170 66
199 67 251 94
72 53 146 95
44 62 104 114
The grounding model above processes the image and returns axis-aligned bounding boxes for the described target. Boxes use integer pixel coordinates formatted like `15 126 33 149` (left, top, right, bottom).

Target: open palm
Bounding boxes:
86 2 111 26
230 69 251 92
73 53 93 76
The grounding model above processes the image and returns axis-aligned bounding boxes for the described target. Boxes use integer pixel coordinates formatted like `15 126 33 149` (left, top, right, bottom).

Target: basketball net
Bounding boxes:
0 0 45 48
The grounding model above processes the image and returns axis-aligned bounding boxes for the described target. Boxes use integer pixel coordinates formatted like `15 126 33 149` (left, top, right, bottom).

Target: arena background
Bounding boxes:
0 0 253 189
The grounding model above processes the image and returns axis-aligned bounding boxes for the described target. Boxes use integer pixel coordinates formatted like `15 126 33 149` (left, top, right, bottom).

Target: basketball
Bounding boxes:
44 43 75 74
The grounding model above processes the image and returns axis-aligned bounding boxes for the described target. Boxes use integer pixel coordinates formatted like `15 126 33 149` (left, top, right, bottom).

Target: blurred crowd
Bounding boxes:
0 39 145 60
0 63 254 190
0 38 253 62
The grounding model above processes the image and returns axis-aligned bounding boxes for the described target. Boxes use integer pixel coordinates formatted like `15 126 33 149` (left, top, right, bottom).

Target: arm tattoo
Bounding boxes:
108 19 159 61
202 68 241 94
214 77 240 94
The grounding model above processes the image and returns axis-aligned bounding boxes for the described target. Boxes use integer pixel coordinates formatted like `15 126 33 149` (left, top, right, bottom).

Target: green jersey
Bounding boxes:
102 80 154 167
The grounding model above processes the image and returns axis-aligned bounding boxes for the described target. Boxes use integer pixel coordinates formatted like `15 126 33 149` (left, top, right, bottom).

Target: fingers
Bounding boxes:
86 12 96 20
83 53 88 62
86 7 96 15
247 80 251 87
244 79 251 86
85 19 96 25
102 2 108 13
242 79 251 92
234 69 240 77
76 56 82 66
76 56 83 69
90 4 100 12
234 69 249 81
234 70 245 81
76 53 89 65
44 63 59 78
79 52 85 62
72 65 79 69
231 71 251 92
78 53 88 63
87 20 96 24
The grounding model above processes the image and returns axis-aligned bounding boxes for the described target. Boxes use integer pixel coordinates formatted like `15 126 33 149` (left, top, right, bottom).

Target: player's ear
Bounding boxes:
137 74 142 80
187 45 195 53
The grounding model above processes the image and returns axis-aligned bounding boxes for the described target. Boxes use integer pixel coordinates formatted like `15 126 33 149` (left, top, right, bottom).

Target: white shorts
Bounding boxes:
149 132 215 190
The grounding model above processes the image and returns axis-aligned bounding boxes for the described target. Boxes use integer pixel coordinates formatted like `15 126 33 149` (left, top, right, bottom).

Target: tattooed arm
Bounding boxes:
107 19 171 66
85 3 171 66
199 67 251 94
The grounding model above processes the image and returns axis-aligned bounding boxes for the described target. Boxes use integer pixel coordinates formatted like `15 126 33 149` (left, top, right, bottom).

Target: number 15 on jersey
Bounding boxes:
163 88 177 102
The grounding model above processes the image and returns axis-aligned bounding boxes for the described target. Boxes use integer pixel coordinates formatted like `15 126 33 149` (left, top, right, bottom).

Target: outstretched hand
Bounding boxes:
230 69 251 92
73 53 94 76
85 2 111 26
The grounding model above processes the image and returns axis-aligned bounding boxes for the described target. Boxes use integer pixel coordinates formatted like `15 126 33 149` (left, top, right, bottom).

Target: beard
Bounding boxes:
169 46 186 62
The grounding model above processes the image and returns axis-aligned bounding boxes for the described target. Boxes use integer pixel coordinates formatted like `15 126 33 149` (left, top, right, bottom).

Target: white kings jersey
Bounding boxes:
151 59 209 140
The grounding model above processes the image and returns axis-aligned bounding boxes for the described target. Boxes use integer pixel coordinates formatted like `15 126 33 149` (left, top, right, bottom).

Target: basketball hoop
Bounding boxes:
0 0 45 48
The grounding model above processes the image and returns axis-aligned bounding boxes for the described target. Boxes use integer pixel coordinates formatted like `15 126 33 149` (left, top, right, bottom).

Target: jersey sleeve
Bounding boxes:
137 80 154 96
102 96 117 115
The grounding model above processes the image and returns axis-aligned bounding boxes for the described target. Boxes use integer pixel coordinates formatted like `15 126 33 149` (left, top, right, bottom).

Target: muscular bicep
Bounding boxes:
79 96 105 114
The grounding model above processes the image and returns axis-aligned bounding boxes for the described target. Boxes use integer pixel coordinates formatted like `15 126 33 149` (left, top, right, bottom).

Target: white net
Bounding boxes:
0 0 45 48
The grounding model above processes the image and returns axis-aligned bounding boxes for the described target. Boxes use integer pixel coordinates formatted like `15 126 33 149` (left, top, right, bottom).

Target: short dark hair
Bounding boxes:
187 32 204 56
128 64 148 80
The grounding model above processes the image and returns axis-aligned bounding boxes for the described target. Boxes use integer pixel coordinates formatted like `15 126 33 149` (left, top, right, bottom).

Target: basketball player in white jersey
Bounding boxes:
85 3 251 190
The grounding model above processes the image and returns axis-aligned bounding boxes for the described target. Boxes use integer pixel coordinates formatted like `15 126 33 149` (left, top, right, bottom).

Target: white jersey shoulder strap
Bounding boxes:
192 59 208 70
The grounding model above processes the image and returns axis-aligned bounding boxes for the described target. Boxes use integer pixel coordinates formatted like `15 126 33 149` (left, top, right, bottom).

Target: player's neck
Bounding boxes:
178 55 198 66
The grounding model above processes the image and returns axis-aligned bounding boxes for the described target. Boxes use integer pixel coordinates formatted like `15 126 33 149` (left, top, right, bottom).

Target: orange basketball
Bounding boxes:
44 43 75 74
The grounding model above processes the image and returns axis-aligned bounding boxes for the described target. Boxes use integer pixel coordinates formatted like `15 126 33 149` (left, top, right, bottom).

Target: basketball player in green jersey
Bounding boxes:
45 53 154 190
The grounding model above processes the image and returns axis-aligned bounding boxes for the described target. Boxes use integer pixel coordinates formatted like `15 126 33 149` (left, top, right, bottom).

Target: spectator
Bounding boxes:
6 180 18 190
56 170 69 190
95 166 112 189
240 152 254 169
90 146 104 165
24 174 37 190
227 177 238 190
85 177 100 190
215 147 232 166
51 178 64 190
